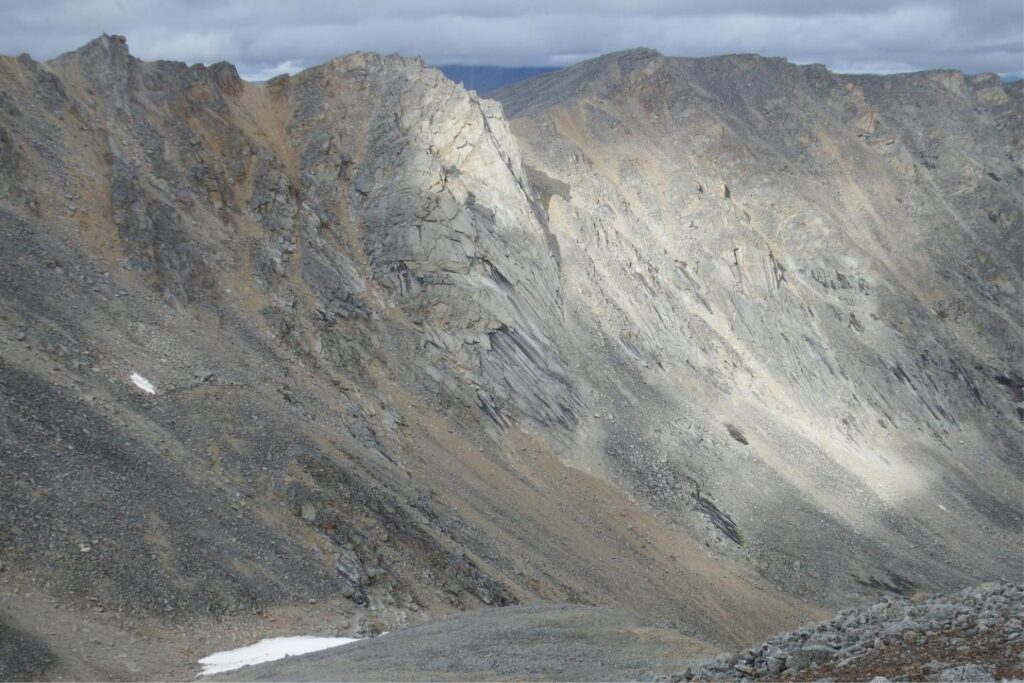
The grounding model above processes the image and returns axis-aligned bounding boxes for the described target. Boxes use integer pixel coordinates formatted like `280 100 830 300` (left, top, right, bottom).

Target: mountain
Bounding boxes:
491 46 1023 599
437 65 560 94
0 36 1020 679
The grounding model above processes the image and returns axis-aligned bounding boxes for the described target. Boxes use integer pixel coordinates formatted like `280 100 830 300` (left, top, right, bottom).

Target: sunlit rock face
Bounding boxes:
494 48 1022 601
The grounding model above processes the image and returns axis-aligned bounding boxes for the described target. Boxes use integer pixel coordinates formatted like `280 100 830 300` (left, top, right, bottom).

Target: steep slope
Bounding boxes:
494 49 1023 605
0 37 810 679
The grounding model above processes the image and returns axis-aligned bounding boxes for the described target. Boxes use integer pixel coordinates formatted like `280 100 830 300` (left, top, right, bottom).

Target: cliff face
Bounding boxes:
0 35 1019 679
494 48 1022 599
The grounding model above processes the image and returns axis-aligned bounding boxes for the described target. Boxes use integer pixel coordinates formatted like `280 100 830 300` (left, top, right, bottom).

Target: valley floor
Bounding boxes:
206 583 1023 682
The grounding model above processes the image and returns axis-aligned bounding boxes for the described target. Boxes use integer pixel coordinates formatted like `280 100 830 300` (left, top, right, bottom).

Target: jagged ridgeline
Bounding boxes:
0 34 1020 680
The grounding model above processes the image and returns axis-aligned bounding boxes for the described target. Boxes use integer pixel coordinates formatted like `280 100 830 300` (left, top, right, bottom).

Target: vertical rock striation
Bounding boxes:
495 48 1023 603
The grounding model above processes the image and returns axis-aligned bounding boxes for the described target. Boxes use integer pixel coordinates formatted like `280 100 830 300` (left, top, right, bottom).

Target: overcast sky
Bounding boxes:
2 0 1022 81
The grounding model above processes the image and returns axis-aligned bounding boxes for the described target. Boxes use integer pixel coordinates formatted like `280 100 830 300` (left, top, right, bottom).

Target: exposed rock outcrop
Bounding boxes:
495 48 1023 604
681 582 1023 681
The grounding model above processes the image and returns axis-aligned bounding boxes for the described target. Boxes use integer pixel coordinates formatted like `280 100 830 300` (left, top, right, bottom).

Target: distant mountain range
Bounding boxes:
437 62 1022 95
437 64 560 94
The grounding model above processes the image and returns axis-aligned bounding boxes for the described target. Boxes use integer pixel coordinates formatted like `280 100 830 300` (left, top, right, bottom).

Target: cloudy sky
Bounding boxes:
2 0 1022 81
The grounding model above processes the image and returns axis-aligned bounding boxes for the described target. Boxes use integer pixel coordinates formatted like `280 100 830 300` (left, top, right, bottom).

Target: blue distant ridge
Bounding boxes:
437 65 560 95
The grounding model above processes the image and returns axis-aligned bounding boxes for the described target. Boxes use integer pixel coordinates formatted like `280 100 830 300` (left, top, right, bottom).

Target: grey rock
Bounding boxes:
335 549 367 594
712 653 740 670
938 664 995 682
976 610 1003 627
299 502 317 522
767 655 787 676
785 645 836 673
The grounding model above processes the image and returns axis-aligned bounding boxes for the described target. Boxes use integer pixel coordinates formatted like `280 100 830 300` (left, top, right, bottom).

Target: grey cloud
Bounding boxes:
0 0 1020 80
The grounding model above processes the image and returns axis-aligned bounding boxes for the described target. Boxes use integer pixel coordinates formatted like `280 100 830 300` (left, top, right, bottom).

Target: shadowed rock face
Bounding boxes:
0 35 1019 678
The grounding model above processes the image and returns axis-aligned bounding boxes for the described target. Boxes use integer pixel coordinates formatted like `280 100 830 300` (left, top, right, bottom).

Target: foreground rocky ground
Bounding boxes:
676 582 1024 682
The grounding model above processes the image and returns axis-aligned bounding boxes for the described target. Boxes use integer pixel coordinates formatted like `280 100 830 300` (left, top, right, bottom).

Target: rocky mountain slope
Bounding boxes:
0 36 1020 679
494 48 1023 601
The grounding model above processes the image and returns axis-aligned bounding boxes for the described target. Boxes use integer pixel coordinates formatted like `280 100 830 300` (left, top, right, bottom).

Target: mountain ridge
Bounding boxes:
0 34 1020 680
436 65 560 95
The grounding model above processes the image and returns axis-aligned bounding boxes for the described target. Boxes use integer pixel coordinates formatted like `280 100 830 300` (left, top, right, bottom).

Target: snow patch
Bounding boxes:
198 635 361 676
130 372 155 394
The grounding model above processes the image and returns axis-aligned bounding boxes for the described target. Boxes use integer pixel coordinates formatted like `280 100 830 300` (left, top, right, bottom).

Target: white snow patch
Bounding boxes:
198 636 361 676
130 372 155 394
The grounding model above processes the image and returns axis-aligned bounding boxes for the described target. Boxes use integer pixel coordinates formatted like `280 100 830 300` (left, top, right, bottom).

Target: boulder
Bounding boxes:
785 645 836 673
938 664 994 682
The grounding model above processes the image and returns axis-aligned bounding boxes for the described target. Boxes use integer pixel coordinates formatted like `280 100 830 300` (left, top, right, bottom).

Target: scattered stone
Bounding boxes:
299 502 317 522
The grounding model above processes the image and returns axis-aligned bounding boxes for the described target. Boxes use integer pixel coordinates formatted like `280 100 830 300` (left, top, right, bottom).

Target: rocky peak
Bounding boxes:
68 33 130 58
201 61 244 95
52 32 133 72
603 46 664 67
